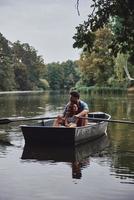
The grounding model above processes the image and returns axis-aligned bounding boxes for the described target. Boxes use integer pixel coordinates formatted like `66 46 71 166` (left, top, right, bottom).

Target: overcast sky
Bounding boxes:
0 0 92 63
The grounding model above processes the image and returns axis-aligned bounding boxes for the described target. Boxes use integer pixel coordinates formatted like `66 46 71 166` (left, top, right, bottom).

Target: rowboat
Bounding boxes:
21 135 109 179
21 112 111 145
21 134 109 161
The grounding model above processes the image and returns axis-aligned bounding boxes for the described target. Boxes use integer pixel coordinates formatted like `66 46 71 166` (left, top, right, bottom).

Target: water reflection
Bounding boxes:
0 128 11 153
107 130 134 184
0 139 13 158
0 91 68 118
0 91 134 192
21 135 109 179
0 91 134 121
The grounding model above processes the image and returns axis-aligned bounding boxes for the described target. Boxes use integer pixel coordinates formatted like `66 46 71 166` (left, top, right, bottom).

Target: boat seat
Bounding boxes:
87 122 97 125
42 119 54 126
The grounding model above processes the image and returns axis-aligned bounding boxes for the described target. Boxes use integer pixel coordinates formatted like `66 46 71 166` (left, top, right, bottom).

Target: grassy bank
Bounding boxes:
76 86 127 95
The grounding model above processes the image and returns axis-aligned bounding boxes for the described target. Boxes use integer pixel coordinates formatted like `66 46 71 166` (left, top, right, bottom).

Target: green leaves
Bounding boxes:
73 0 134 58
46 60 80 90
0 34 46 91
0 33 16 91
77 27 114 87
73 25 95 52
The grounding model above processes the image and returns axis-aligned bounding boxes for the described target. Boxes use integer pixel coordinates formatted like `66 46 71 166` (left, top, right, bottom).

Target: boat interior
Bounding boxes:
41 112 109 127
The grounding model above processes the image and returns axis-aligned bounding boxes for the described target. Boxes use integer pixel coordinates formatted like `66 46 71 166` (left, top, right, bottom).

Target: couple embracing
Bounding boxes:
53 91 89 127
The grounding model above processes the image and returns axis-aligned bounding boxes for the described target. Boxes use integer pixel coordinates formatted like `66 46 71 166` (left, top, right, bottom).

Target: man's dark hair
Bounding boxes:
70 91 80 99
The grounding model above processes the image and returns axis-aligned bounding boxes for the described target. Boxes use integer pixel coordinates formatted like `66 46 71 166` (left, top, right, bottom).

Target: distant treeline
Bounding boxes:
0 30 134 92
0 33 79 91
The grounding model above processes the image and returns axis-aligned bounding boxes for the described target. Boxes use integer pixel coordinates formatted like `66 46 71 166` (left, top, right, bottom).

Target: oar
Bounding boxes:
0 116 57 125
0 116 134 125
81 117 134 124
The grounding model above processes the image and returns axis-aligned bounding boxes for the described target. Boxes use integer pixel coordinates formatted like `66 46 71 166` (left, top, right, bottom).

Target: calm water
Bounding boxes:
0 91 134 200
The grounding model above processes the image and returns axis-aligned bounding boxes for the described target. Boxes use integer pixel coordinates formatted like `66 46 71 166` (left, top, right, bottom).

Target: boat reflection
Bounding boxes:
21 135 109 179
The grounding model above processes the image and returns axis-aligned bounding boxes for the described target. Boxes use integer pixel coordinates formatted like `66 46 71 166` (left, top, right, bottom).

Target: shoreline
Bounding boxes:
0 90 44 94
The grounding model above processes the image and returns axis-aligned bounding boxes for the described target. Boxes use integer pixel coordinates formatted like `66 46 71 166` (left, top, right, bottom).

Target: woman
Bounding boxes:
64 103 78 127
53 102 78 127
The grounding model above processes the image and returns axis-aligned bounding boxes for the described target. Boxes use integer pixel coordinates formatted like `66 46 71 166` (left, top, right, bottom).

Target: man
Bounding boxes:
53 91 89 127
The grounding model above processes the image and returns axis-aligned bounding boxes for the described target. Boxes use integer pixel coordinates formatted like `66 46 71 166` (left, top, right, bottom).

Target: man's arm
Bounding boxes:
75 101 89 117
75 109 89 118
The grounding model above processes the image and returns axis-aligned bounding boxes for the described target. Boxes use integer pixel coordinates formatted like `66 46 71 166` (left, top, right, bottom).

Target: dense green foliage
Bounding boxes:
73 0 134 62
1 26 133 93
0 33 46 91
77 27 114 87
0 33 80 91
75 26 134 89
12 41 46 90
0 33 16 90
46 60 80 90
73 0 134 90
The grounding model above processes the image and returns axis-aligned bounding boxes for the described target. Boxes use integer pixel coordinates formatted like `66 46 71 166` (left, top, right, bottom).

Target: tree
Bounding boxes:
77 27 114 86
0 33 16 90
46 60 80 90
114 53 127 83
12 41 46 90
73 0 134 60
47 62 61 90
0 33 47 91
60 60 80 89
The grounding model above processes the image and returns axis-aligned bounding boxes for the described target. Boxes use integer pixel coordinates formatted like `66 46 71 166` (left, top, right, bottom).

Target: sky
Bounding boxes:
0 0 92 63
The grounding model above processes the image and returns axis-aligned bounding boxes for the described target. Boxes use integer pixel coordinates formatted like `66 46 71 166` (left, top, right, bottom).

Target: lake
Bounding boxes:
0 91 134 200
